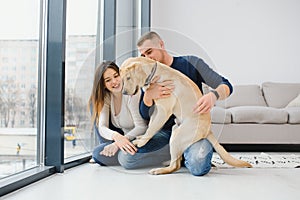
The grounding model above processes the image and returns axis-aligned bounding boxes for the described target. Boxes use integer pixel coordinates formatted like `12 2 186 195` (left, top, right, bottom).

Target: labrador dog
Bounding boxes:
120 57 252 175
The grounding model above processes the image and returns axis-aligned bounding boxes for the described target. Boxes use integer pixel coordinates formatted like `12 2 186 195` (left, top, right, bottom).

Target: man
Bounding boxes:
118 31 233 176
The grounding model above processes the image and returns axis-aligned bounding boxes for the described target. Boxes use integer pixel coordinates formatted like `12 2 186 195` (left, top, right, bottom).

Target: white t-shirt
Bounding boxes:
98 89 148 140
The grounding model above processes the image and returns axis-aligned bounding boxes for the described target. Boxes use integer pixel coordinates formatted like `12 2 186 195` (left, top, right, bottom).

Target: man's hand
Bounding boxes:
193 84 230 114
193 92 217 114
112 133 137 155
143 76 175 106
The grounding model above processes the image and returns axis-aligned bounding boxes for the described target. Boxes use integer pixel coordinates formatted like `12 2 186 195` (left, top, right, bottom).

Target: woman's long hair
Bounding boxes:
88 61 119 126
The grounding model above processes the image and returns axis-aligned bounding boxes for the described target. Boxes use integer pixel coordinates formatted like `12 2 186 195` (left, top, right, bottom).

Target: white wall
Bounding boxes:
151 0 300 85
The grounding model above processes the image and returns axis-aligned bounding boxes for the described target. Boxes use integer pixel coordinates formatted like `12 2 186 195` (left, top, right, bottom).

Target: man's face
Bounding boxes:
138 39 164 63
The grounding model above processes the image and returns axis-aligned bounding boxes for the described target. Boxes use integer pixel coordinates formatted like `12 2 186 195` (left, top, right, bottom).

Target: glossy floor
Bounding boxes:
2 160 300 200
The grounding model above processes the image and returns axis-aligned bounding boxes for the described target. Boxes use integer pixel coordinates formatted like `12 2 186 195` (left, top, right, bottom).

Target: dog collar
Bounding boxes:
144 62 157 87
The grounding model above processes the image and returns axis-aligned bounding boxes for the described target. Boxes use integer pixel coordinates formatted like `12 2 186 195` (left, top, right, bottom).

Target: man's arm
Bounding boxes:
193 83 231 114
214 83 230 100
139 76 174 120
188 56 233 114
139 90 151 120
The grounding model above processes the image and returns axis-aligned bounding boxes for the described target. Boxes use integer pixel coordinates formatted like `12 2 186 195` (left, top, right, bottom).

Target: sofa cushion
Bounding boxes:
228 106 288 124
286 93 300 108
285 107 300 124
215 85 267 108
211 107 231 124
262 82 300 108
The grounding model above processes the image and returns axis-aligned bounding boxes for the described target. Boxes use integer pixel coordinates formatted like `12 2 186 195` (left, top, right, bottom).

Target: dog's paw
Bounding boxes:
132 138 148 147
132 139 139 146
148 168 162 175
148 167 168 175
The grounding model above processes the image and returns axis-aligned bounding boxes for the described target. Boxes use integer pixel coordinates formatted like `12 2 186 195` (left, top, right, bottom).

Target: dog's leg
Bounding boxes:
133 103 173 147
149 120 204 175
148 125 185 175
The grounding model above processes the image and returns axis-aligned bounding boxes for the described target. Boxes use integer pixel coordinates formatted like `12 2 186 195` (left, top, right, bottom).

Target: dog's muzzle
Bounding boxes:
123 85 139 95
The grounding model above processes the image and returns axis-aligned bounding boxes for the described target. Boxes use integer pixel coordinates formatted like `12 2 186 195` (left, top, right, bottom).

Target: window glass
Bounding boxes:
64 0 99 159
0 0 40 179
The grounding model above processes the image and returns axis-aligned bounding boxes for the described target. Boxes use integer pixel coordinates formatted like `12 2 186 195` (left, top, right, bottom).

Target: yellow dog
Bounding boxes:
120 57 252 175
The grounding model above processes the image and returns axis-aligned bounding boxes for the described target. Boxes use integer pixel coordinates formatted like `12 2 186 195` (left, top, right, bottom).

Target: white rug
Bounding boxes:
212 152 300 168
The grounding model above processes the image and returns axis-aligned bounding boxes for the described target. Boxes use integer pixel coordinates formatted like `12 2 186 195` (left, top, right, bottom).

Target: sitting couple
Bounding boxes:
88 31 233 176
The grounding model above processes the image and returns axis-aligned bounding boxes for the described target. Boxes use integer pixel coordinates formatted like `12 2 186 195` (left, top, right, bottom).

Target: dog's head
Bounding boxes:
120 57 156 95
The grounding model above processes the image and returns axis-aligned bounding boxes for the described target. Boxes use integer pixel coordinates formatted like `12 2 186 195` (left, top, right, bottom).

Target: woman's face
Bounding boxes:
103 68 122 93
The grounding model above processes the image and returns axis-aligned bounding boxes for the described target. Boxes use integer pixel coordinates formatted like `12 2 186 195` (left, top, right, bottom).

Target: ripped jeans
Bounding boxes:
182 138 213 176
118 129 213 176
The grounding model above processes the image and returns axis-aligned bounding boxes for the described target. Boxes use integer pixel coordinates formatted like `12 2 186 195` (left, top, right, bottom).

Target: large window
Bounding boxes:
0 0 40 179
64 0 99 160
63 0 149 160
0 0 150 196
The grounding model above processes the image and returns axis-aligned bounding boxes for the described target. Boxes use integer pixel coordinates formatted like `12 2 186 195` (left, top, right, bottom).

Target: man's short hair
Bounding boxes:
137 31 162 47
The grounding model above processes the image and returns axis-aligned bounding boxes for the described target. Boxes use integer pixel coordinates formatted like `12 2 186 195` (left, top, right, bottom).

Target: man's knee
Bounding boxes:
185 153 212 176
188 162 212 176
184 139 213 176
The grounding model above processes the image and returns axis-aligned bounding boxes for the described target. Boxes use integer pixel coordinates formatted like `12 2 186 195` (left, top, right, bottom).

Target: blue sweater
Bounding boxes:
139 55 233 131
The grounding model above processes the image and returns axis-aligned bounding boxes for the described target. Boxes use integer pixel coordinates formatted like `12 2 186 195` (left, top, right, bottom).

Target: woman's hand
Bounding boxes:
112 133 137 155
100 143 119 157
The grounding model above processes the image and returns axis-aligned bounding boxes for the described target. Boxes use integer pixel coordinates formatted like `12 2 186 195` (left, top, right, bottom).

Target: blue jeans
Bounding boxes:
118 129 213 176
183 138 213 176
92 141 120 166
92 112 124 166
118 130 171 168
92 130 171 166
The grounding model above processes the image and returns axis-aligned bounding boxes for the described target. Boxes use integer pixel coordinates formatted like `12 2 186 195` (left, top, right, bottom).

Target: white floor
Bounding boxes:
2 159 300 200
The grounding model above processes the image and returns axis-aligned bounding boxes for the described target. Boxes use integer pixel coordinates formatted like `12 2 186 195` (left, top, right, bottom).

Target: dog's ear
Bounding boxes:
120 57 151 78
120 62 138 77
134 63 144 73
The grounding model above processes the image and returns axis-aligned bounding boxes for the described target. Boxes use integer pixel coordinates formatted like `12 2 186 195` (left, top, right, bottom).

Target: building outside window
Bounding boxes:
0 0 149 188
0 0 40 179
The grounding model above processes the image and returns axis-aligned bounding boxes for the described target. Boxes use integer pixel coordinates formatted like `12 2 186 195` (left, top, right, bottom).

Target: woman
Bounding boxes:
88 61 147 166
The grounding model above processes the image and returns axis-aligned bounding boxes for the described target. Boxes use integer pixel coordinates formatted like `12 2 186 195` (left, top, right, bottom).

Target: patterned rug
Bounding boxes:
212 152 300 168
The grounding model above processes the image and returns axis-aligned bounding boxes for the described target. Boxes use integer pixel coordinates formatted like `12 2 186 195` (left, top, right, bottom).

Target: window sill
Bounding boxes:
0 166 56 197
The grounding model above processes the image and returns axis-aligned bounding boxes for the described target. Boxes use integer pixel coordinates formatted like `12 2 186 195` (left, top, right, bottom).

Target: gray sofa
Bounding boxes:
210 82 300 148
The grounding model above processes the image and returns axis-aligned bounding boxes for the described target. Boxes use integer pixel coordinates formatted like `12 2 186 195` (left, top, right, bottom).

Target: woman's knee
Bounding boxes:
92 143 109 166
92 145 103 159
118 151 138 169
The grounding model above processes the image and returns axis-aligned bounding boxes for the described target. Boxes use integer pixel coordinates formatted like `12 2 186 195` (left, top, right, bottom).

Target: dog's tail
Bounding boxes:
207 133 252 168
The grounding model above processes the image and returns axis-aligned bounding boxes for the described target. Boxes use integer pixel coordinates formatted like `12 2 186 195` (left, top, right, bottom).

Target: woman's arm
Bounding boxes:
99 96 137 155
125 90 148 140
98 98 118 140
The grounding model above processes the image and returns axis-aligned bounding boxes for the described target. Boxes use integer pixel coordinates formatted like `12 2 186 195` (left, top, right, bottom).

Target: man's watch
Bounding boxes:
210 90 219 100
